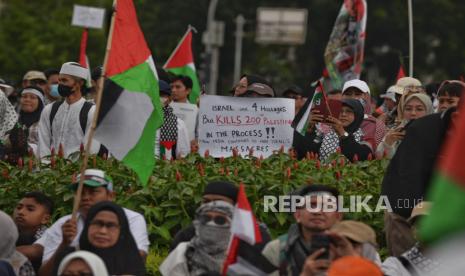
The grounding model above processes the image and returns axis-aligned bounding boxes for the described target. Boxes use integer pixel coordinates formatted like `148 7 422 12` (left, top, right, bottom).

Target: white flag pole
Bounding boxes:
408 0 414 76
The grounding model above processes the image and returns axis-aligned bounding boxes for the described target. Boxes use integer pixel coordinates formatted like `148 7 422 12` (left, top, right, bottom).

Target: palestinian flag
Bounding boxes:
94 0 163 185
420 97 465 244
292 81 324 136
78 28 92 88
163 27 201 104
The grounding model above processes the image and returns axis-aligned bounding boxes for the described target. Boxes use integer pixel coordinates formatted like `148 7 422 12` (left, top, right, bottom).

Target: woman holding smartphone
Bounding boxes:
293 98 372 162
376 93 433 159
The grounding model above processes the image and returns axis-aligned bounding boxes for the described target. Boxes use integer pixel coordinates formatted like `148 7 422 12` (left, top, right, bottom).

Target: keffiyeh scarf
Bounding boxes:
160 105 178 147
319 128 363 161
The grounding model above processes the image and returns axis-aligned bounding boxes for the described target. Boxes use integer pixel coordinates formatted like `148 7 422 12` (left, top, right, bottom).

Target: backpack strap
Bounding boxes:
49 100 64 129
79 101 94 134
49 100 64 138
49 100 94 136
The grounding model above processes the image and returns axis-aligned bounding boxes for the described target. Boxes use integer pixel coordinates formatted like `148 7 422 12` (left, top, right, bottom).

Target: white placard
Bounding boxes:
170 102 198 141
198 95 295 158
72 5 106 29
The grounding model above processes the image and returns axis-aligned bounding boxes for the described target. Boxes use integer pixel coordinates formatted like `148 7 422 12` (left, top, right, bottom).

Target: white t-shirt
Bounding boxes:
170 102 199 141
35 207 149 263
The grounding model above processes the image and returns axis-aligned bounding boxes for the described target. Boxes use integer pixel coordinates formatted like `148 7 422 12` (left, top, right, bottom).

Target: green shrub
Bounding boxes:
0 151 389 274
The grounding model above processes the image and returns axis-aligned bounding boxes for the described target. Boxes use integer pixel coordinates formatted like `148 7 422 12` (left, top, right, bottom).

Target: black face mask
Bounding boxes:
58 84 74 97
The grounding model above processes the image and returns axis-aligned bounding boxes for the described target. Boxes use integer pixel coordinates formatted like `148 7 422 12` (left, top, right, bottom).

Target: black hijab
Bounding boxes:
341 98 364 133
18 86 44 128
80 201 145 276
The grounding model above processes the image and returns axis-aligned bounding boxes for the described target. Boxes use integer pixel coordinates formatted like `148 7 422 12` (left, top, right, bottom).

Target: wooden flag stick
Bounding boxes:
71 0 117 220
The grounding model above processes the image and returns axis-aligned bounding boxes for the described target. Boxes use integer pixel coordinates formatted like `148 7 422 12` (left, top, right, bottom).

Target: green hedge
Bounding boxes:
0 151 388 274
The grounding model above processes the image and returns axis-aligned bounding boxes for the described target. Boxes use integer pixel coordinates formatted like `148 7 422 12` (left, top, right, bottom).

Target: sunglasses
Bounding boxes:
198 214 230 227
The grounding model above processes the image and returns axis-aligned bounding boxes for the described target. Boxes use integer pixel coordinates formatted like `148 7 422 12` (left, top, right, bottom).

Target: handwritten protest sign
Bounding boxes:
199 95 295 157
171 102 198 141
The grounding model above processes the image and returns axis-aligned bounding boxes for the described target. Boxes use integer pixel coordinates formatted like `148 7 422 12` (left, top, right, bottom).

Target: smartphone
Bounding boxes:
313 99 342 120
309 234 331 260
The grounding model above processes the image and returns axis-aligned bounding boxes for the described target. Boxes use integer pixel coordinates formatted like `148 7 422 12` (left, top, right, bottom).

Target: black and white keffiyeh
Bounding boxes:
319 128 364 161
160 105 178 144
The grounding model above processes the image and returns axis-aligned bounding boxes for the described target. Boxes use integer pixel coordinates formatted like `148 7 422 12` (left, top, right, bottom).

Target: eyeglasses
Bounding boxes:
198 214 230 227
89 219 120 231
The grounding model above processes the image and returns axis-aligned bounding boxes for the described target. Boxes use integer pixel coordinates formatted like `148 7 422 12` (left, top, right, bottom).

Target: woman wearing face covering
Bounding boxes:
293 99 372 162
376 93 433 159
160 201 234 275
51 201 145 276
0 211 35 276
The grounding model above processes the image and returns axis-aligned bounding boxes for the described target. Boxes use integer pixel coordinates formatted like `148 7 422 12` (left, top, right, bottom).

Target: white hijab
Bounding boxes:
0 211 29 275
57 250 109 276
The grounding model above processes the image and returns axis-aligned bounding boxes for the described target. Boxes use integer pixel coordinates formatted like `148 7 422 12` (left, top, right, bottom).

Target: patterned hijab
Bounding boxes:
0 92 17 140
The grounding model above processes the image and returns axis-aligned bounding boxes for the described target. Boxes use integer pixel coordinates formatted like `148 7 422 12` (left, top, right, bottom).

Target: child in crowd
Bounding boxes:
13 191 54 246
13 191 53 273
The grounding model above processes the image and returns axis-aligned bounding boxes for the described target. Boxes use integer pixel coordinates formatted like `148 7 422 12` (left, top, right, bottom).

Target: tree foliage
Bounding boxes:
0 0 464 93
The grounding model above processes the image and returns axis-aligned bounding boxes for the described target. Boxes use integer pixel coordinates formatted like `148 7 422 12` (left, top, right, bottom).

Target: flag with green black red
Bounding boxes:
292 81 324 136
94 0 163 185
163 26 201 104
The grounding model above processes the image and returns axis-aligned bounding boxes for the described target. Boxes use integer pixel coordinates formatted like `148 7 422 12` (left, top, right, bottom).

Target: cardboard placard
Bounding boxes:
170 102 198 141
198 95 295 157
72 5 106 29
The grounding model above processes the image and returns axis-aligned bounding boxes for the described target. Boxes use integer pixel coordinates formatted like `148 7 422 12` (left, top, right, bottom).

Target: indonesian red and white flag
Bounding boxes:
222 183 262 275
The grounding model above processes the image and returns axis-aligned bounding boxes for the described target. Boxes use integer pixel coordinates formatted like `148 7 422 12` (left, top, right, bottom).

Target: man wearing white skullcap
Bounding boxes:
37 62 100 159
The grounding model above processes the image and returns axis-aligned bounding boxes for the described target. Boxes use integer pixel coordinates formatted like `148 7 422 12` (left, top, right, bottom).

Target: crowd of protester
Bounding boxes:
1 61 465 275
